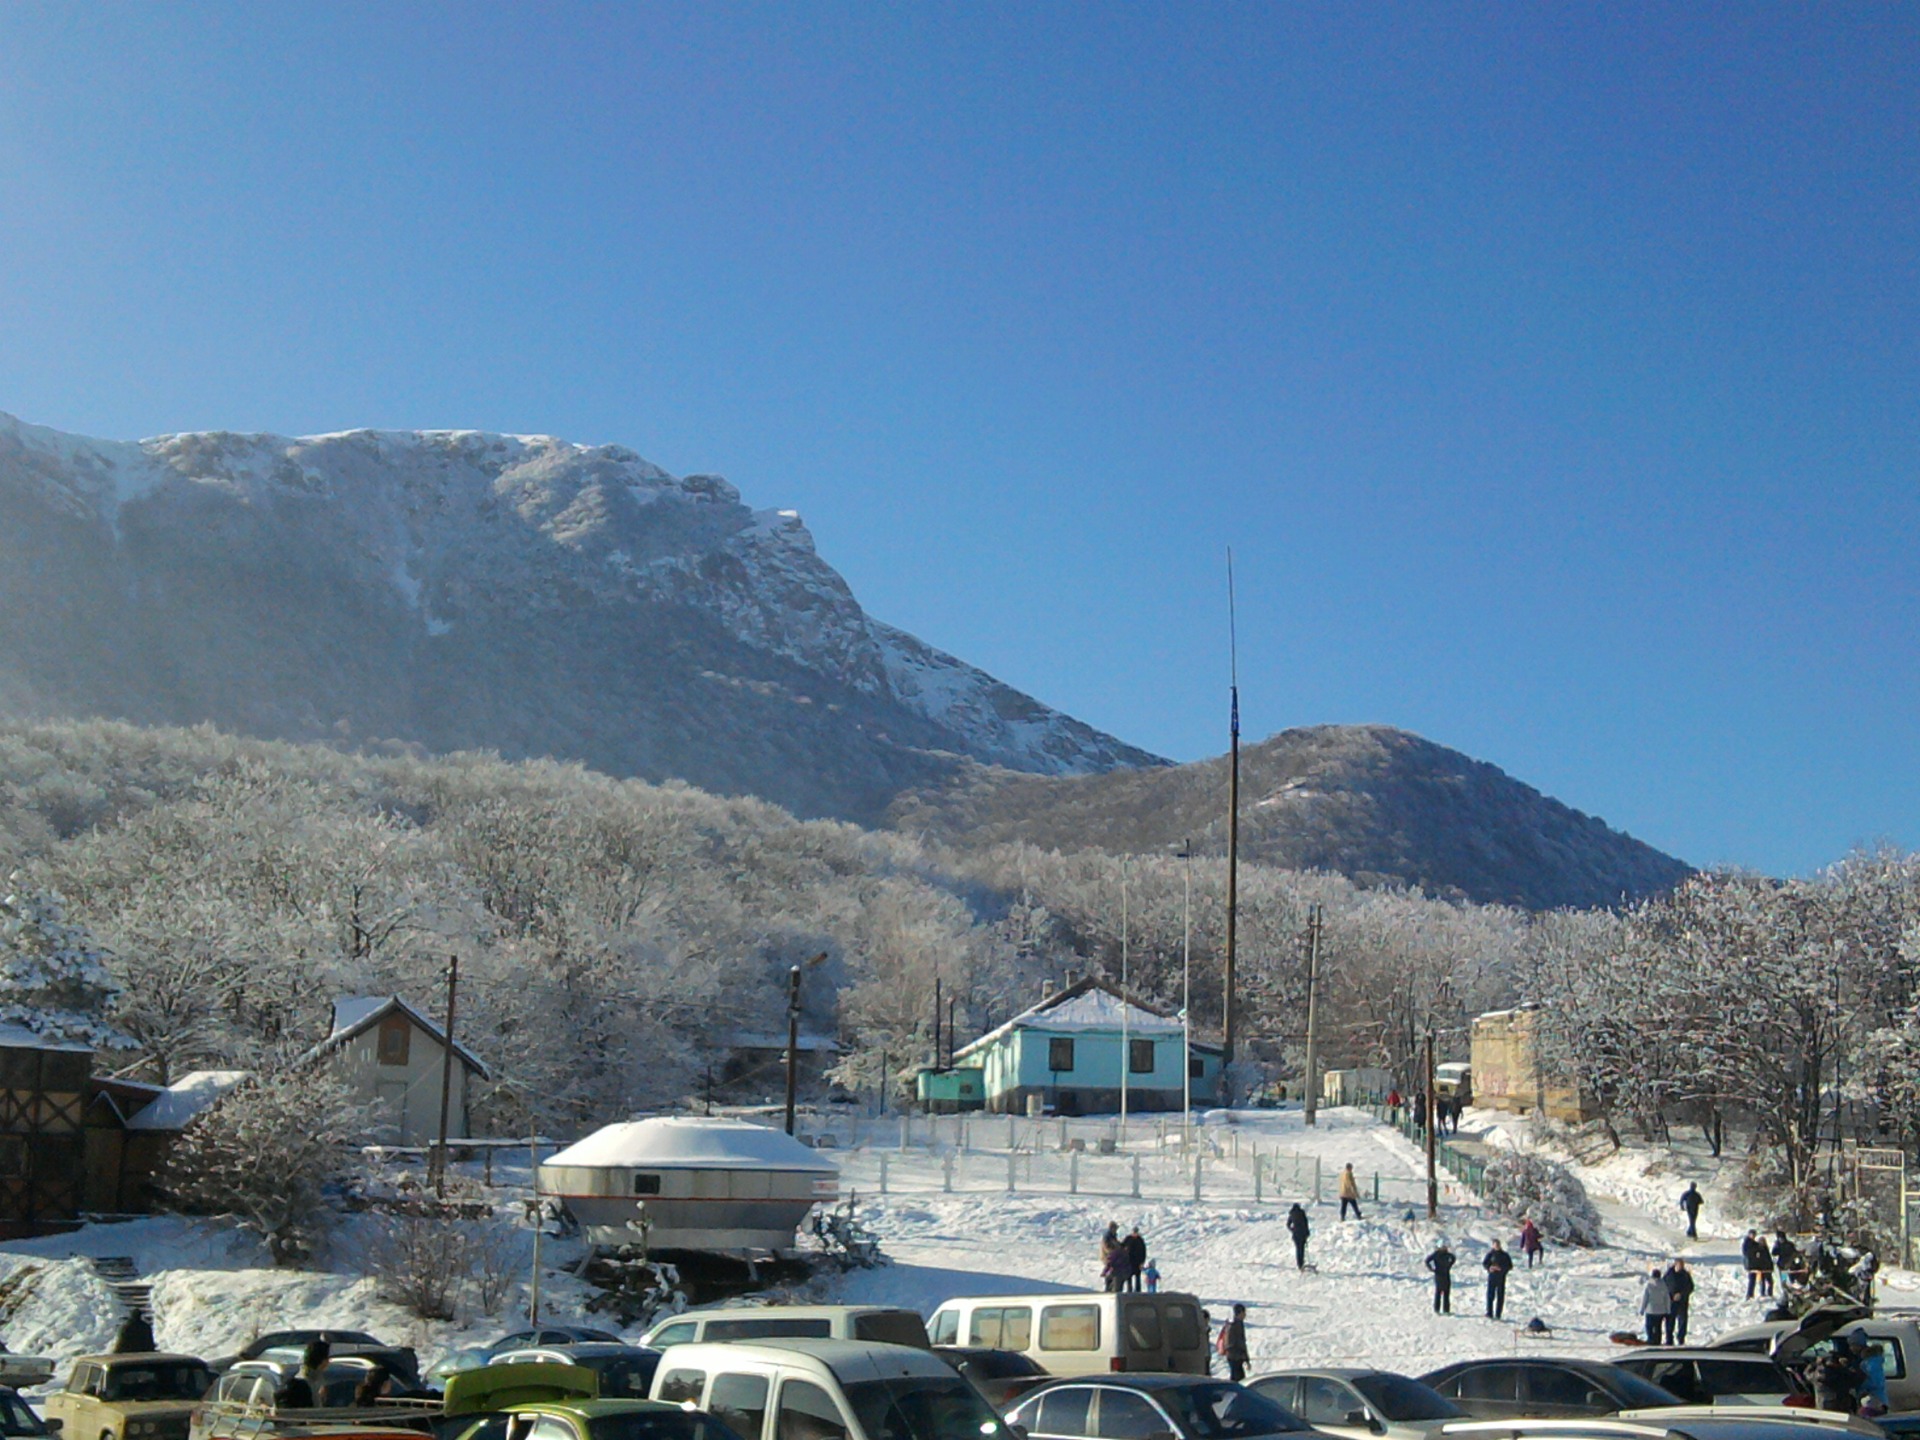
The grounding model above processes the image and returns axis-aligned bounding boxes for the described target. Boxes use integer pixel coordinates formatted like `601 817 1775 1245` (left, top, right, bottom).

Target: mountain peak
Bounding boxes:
0 411 1161 822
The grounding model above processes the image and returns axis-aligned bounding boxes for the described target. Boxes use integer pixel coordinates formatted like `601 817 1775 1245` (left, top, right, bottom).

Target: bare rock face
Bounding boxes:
0 412 1163 823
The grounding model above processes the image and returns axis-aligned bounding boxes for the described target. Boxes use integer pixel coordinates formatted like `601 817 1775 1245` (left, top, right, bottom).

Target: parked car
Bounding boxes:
1249 1369 1464 1440
484 1331 622 1360
0 1359 57 1392
1608 1351 1807 1407
191 1358 439 1440
1418 1359 1683 1419
1616 1406 1886 1436
932 1348 1051 1408
649 1338 1015 1440
0 1387 57 1438
211 1333 392 1374
442 1366 735 1440
426 1352 494 1393
642 1307 930 1352
232 1344 425 1392
45 1355 217 1440
1007 1375 1331 1440
927 1291 1210 1376
489 1348 663 1401
1714 1307 1920 1414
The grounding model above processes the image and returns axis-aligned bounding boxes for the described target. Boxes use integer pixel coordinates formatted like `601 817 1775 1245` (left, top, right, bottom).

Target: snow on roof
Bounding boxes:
301 995 491 1077
955 976 1184 1061
127 1070 250 1131
542 1116 838 1173
0 1022 93 1054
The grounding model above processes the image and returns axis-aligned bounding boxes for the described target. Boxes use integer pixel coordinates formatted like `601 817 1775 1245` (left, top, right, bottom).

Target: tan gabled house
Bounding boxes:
303 996 489 1146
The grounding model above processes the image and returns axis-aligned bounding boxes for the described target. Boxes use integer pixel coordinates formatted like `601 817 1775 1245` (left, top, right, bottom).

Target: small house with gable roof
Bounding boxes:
954 976 1221 1115
304 996 489 1146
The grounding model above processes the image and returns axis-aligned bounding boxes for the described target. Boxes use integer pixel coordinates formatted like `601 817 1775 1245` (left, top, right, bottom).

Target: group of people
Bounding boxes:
1741 1227 1809 1297
1422 1229 1539 1319
1385 1089 1463 1134
1635 1259 1697 1343
1810 1331 1891 1417
1099 1221 1158 1292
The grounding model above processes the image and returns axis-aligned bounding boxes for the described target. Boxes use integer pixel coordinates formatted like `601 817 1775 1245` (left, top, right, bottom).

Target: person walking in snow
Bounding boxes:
1664 1258 1695 1344
1413 1090 1428 1133
1679 1183 1704 1239
1287 1202 1312 1270
1339 1163 1363 1221
1221 1304 1250 1383
1774 1230 1806 1287
112 1311 156 1354
1387 1088 1402 1123
1144 1260 1160 1293
1122 1225 1148 1293
1426 1241 1456 1314
1742 1230 1773 1299
1483 1240 1514 1320
1100 1222 1125 1292
1519 1218 1544 1268
1638 1266 1673 1344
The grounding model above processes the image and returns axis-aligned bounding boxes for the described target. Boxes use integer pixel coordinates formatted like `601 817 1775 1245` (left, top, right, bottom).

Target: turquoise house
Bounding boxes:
954 976 1219 1115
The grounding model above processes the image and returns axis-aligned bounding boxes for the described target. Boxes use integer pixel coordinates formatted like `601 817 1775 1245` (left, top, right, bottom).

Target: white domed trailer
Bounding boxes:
539 1116 840 1251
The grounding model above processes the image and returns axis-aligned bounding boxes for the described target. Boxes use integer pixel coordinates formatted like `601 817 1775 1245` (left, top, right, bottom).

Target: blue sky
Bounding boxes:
1 3 1913 877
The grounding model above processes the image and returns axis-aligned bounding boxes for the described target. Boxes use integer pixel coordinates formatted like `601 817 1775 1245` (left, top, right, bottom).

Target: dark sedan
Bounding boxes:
934 1348 1052 1409
1008 1375 1334 1440
1418 1358 1683 1419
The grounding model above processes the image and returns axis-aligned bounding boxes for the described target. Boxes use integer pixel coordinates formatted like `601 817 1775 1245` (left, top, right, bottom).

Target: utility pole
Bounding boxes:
433 955 459 1198
1223 550 1241 1086
703 1064 713 1116
1179 840 1193 1151
1425 1031 1438 1220
933 976 943 1069
783 964 802 1135
1120 858 1131 1131
946 997 956 1068
1303 905 1323 1127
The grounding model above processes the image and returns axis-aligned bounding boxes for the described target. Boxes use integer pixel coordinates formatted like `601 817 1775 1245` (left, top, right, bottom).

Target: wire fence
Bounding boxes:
802 1110 1475 1209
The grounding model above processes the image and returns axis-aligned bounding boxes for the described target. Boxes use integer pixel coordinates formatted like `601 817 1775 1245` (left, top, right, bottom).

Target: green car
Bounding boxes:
441 1363 743 1440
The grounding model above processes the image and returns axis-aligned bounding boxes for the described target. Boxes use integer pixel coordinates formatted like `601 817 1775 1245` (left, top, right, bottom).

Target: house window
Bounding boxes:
634 1173 662 1195
377 1015 411 1067
1048 1037 1075 1072
1189 1056 1204 1079
1130 1039 1155 1074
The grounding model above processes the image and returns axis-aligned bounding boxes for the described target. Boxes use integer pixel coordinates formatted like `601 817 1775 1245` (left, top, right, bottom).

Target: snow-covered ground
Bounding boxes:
2 1105 1911 1388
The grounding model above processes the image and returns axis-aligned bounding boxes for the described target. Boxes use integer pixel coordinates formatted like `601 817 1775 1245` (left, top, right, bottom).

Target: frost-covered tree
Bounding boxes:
155 1064 367 1265
0 877 130 1048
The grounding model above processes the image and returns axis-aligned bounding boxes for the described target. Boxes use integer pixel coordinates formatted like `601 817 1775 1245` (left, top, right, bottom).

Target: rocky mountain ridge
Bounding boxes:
0 411 1160 821
890 722 1692 909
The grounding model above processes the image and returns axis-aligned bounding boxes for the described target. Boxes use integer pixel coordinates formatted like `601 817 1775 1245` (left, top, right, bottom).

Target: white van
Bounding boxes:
642 1306 931 1351
649 1339 1013 1440
926 1291 1209 1376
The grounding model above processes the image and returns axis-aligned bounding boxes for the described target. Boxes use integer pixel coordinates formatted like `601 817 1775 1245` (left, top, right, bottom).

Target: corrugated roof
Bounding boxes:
955 976 1185 1061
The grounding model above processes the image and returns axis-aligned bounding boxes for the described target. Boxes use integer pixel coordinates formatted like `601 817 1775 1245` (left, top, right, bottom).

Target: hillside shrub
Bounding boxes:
1482 1151 1602 1247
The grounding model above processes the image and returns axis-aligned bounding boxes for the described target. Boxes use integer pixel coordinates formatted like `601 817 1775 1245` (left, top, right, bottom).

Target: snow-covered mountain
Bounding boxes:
0 411 1162 820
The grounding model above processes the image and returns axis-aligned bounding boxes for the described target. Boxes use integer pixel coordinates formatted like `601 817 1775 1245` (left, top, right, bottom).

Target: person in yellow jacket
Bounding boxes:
1339 1162 1362 1220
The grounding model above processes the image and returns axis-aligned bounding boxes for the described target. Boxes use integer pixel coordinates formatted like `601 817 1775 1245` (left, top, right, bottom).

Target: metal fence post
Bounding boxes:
880 1153 890 1194
1132 1154 1142 1199
1192 1154 1203 1202
1374 1172 1380 1203
1007 1151 1017 1194
942 1153 954 1193
1254 1154 1264 1204
1070 1151 1080 1195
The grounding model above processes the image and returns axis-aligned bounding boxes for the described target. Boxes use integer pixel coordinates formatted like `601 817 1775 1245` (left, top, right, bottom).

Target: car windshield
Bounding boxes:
579 1356 661 1399
1160 1384 1310 1437
0 1392 46 1437
586 1415 742 1440
1351 1376 1462 1422
102 1363 215 1402
1607 1372 1687 1408
844 1376 1013 1440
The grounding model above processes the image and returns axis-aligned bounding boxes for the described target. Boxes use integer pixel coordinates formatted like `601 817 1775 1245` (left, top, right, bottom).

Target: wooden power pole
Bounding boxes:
1302 905 1322 1126
783 964 802 1135
433 954 459 1199
1223 550 1241 1082
1425 1031 1439 1219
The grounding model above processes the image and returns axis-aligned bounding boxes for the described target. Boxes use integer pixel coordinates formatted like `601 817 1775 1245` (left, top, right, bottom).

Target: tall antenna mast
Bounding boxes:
1223 549 1241 1083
